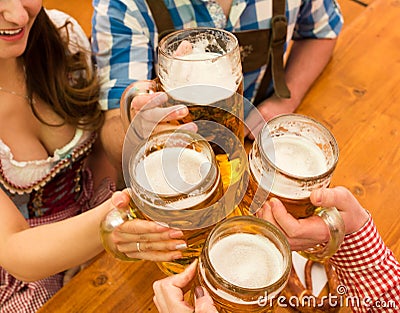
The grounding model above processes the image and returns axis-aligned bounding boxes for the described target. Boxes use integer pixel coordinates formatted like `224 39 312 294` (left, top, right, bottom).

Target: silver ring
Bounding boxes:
136 242 141 252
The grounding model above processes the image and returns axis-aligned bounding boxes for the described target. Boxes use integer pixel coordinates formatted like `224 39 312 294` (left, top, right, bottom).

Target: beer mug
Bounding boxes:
101 129 248 276
239 114 344 261
120 27 244 147
197 216 292 313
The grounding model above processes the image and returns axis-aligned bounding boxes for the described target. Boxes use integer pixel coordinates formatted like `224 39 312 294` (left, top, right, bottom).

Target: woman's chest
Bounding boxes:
0 99 76 162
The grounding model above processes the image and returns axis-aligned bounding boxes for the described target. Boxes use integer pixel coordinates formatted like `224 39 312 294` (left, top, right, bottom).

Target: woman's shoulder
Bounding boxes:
45 9 91 54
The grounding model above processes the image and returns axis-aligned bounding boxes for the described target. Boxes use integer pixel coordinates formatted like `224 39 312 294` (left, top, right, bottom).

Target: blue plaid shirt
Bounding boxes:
92 0 343 111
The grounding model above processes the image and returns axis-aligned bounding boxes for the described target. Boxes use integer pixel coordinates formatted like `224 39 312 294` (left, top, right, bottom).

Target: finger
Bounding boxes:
132 91 187 121
256 201 279 228
131 92 168 111
116 238 187 254
116 219 181 235
173 40 193 57
170 259 198 288
140 105 189 123
269 198 329 248
310 186 360 213
152 260 198 312
143 121 198 138
177 122 198 133
194 286 218 313
127 250 184 262
111 191 131 209
114 227 185 242
153 295 164 313
268 198 302 235
139 122 180 138
63 266 80 285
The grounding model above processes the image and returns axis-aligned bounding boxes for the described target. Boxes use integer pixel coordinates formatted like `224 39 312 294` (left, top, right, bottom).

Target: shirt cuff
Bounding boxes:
330 215 387 271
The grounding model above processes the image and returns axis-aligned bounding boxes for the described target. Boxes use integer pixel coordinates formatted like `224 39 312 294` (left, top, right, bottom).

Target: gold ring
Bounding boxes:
136 242 141 252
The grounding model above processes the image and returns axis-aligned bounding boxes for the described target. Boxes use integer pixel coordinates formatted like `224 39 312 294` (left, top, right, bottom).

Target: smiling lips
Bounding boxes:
0 27 25 41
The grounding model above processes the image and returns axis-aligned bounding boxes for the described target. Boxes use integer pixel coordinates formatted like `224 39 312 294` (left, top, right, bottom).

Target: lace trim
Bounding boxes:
0 132 97 195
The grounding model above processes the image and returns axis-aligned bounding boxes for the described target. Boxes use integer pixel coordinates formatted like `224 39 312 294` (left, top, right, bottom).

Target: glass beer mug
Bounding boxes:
197 216 292 313
120 27 244 146
239 114 345 261
101 129 248 276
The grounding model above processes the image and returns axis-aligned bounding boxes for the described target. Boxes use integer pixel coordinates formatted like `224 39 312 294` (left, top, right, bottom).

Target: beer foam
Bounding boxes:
262 135 327 177
209 233 284 288
163 52 237 103
135 147 211 195
168 84 234 106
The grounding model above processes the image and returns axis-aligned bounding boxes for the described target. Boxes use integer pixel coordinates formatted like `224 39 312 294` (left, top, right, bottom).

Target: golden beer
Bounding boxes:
120 28 244 144
239 114 344 261
197 216 291 313
239 114 339 218
128 130 248 275
158 27 244 147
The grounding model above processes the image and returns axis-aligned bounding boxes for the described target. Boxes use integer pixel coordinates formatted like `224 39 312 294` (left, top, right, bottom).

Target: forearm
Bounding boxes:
330 216 400 312
1 200 111 282
284 38 337 108
87 133 118 191
100 109 125 176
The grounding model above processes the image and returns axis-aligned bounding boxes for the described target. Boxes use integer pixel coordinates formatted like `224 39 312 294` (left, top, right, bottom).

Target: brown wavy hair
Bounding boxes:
23 8 103 130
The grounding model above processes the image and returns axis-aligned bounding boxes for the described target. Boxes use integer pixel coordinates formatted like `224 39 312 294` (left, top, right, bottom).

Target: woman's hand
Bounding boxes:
111 219 187 261
109 191 187 262
153 260 217 313
256 186 369 251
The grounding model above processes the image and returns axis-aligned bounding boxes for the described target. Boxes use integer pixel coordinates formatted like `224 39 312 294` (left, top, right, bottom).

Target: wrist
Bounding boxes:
346 208 370 235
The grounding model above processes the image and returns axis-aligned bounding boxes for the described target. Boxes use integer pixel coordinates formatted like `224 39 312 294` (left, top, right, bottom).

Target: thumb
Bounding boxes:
194 286 218 313
111 190 131 209
310 186 360 213
170 259 198 289
310 186 369 234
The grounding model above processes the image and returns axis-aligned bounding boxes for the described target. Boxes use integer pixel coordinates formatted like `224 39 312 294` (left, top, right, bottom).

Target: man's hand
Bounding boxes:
257 186 369 251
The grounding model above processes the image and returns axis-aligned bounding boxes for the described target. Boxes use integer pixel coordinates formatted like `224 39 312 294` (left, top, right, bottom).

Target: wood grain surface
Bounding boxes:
38 0 399 312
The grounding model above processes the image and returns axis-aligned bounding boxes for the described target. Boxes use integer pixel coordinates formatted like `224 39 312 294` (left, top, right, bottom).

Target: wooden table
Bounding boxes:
38 0 400 311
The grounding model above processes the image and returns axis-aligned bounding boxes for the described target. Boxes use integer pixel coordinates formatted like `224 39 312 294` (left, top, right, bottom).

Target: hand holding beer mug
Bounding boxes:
120 80 196 139
101 126 248 276
240 114 345 261
196 216 292 313
120 27 244 146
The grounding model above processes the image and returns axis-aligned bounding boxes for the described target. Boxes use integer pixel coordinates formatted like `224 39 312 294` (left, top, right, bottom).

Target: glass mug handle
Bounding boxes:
298 206 345 262
120 80 158 131
100 207 143 261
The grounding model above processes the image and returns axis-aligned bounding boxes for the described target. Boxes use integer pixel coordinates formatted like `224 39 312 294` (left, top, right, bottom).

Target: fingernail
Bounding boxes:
170 230 184 238
174 106 188 116
113 194 125 207
153 92 168 104
314 189 323 203
179 122 197 132
175 243 187 250
269 198 277 209
194 286 204 299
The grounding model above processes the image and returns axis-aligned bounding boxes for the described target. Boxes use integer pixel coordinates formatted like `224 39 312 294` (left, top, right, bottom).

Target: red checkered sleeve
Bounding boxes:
330 215 400 312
